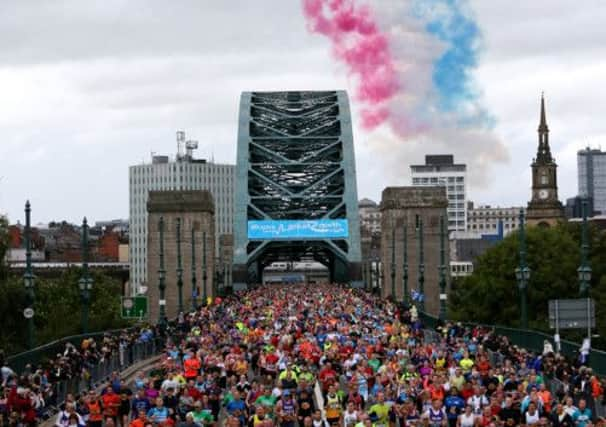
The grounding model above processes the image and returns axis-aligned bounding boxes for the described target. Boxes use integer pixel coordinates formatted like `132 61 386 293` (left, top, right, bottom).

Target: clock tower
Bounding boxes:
526 94 564 227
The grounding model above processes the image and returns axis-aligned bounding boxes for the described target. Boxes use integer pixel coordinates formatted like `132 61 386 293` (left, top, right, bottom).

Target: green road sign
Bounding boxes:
121 296 148 319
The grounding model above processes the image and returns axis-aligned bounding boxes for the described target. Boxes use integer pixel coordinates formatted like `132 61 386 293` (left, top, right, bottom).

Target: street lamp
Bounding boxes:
157 216 167 330
78 217 93 334
176 218 184 313
202 231 208 305
417 216 425 312
23 201 36 349
578 198 592 297
390 226 396 300
515 209 530 329
438 214 448 320
190 228 197 311
402 222 408 305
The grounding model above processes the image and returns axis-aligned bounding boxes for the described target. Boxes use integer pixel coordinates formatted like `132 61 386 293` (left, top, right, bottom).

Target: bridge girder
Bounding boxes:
233 91 362 287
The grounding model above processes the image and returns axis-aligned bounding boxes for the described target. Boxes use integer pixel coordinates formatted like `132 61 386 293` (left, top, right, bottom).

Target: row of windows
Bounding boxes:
412 176 464 184
470 210 518 217
469 222 518 230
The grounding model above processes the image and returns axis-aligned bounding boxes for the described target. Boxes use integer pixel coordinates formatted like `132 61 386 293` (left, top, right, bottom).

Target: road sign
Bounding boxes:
549 298 595 329
121 296 148 319
23 308 34 319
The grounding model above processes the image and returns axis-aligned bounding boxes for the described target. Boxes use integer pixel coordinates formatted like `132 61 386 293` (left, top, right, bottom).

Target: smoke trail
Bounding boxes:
302 0 509 186
302 0 399 129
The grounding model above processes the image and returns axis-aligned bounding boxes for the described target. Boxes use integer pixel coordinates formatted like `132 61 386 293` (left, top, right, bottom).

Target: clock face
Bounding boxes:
539 189 549 199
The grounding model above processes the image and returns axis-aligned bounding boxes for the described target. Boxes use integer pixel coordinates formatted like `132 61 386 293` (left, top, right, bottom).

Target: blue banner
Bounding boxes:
248 219 349 240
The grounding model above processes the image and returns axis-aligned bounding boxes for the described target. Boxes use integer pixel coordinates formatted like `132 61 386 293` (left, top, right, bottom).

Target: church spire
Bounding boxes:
536 92 552 163
539 92 548 132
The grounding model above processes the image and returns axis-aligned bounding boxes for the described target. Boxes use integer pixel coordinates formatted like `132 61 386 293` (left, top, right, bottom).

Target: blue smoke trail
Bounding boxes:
414 0 481 113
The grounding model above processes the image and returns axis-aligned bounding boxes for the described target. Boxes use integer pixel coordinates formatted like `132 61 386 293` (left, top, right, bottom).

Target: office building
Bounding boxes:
578 147 606 215
411 155 467 233
466 202 524 236
129 131 235 294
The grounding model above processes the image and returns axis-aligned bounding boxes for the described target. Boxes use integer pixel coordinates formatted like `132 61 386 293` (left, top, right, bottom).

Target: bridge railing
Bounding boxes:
6 328 137 374
417 311 606 376
50 338 160 409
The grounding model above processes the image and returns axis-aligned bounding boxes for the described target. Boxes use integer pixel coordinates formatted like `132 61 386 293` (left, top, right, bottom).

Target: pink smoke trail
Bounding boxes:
302 0 399 129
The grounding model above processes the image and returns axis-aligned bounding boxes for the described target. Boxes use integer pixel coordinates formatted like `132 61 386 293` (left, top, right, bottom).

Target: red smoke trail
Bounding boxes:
302 0 398 129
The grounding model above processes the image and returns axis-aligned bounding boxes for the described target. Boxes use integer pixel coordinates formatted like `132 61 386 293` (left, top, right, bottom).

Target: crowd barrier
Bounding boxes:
420 311 606 420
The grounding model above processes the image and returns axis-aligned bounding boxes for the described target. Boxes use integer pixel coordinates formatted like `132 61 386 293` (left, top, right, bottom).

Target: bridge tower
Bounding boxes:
233 91 362 288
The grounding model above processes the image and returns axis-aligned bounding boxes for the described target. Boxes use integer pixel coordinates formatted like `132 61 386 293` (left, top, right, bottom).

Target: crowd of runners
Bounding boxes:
2 283 605 427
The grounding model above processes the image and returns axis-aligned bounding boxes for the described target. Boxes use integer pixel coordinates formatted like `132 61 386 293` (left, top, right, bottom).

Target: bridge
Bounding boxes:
233 91 362 287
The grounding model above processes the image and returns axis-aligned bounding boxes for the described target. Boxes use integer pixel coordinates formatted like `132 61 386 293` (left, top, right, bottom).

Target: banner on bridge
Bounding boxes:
247 219 349 240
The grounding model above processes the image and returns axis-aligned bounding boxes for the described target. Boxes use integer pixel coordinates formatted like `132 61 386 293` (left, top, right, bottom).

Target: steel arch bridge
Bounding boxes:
233 91 362 287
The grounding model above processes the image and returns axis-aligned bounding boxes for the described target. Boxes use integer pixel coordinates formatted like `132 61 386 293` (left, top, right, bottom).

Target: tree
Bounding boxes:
0 269 131 354
0 215 8 278
449 222 606 344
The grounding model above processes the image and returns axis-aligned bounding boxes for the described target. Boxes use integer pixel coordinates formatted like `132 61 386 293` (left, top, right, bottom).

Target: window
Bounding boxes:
540 173 548 185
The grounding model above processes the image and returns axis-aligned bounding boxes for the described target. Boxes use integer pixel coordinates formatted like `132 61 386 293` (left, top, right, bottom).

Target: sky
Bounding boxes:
1 0 605 225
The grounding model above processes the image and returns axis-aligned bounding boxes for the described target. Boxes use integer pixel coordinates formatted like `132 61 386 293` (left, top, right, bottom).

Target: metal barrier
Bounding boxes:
6 327 139 373
45 338 160 411
417 311 606 376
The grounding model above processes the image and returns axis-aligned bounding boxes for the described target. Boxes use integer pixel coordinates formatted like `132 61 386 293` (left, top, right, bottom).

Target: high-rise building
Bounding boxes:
411 155 467 232
578 147 606 215
129 132 235 295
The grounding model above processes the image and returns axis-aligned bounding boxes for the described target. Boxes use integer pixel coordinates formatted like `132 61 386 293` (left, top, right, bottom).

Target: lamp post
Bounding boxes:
157 216 167 330
202 231 208 305
391 226 396 300
402 223 408 305
514 209 530 329
417 216 425 312
176 218 184 314
78 217 93 334
578 198 592 297
23 201 35 349
578 198 592 344
190 228 197 310
438 214 448 320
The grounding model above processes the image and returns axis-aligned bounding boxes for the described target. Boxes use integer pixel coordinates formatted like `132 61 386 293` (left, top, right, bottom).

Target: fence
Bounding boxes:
418 311 606 376
49 338 161 408
6 327 139 374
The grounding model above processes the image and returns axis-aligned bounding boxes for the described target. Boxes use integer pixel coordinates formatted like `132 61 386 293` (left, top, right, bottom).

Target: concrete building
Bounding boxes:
411 155 467 233
466 202 524 236
380 186 449 316
578 147 606 215
359 198 381 235
147 190 215 322
129 132 235 294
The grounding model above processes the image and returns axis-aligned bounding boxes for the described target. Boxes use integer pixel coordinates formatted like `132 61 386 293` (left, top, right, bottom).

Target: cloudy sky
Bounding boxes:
1 0 605 224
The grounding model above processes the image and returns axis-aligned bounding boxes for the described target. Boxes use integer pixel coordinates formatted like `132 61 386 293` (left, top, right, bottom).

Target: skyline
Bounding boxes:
1 1 605 223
